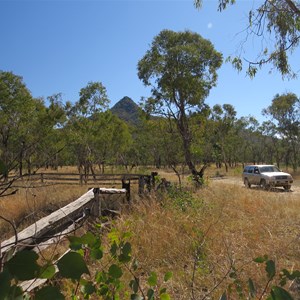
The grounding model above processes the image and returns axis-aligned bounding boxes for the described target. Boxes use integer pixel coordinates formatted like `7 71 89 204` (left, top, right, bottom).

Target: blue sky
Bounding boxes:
1 0 299 123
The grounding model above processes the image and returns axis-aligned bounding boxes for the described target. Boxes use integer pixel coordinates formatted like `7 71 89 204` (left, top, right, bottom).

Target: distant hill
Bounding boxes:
111 96 141 126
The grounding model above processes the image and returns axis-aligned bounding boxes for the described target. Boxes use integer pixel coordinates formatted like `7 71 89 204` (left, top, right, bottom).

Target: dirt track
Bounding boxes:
211 176 300 198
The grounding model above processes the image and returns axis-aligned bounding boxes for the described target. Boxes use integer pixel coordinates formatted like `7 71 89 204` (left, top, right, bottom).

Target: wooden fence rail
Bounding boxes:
0 172 159 259
0 187 127 259
0 171 160 293
0 187 130 292
6 172 158 191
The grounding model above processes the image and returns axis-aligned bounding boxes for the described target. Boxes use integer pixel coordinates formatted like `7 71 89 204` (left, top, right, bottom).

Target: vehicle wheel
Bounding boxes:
261 179 270 190
284 185 291 191
244 178 251 188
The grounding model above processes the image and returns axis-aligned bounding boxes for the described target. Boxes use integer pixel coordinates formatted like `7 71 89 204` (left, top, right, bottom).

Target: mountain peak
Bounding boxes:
111 96 141 125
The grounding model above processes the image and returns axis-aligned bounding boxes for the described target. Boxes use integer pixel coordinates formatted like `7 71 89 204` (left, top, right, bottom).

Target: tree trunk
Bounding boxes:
177 112 206 186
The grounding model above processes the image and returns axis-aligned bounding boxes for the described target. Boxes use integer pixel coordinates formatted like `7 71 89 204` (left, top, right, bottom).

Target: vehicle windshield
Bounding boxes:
259 166 280 173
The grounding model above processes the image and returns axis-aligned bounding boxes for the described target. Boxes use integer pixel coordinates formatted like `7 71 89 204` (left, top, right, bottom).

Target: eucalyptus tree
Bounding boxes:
237 116 265 165
90 111 132 173
195 0 300 78
0 71 36 178
66 81 110 175
31 94 67 171
138 29 223 184
262 92 300 171
210 104 238 172
260 120 286 167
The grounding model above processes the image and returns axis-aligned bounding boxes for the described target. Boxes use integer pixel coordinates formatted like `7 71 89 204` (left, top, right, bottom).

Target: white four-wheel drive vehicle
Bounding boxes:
242 165 293 190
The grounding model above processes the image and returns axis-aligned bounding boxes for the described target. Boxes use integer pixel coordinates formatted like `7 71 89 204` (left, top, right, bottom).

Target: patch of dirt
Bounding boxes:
210 176 300 198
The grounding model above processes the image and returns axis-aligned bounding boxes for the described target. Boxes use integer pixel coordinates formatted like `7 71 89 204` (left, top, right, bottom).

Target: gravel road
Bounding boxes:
211 176 300 197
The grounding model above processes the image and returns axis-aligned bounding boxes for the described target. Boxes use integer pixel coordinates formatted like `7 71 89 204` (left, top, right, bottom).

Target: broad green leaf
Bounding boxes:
80 232 97 247
147 272 157 287
164 271 173 282
99 284 109 295
283 269 300 280
39 264 56 279
248 278 256 297
91 248 103 260
160 293 170 300
57 252 89 280
34 286 65 300
131 294 143 300
254 255 268 263
8 285 23 300
6 250 40 280
122 242 131 256
266 260 276 279
119 242 132 263
95 270 107 283
160 288 167 294
110 241 118 257
147 288 155 300
0 269 11 299
130 279 139 293
67 236 83 251
80 280 96 296
270 286 294 300
108 264 123 279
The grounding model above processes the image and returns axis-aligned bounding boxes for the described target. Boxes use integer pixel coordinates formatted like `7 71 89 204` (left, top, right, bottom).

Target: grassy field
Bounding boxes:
1 166 300 298
113 178 300 298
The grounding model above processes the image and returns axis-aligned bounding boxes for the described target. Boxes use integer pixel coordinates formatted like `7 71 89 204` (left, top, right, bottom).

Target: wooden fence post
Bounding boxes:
138 176 145 195
40 173 44 183
122 179 131 202
151 172 158 190
145 175 151 192
91 188 101 217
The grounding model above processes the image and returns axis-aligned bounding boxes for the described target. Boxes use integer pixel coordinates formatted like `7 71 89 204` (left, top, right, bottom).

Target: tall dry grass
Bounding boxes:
0 183 89 239
112 180 300 299
1 166 300 298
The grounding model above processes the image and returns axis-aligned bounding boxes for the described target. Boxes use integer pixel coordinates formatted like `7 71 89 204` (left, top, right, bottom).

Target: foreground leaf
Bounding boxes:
6 251 40 281
57 252 89 280
108 264 123 279
34 286 64 300
270 286 293 300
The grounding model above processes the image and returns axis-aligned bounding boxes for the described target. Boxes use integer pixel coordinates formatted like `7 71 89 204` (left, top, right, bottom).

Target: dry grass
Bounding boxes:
112 179 300 299
0 183 89 238
1 166 300 299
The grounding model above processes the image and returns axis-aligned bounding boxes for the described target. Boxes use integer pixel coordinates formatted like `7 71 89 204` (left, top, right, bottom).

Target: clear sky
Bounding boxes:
1 0 299 123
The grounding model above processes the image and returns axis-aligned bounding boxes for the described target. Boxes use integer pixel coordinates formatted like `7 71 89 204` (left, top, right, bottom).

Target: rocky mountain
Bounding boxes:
111 96 141 126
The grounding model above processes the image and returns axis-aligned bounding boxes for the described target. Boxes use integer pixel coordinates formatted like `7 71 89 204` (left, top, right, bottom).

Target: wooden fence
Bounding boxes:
0 170 162 293
6 172 158 193
0 171 159 263
0 187 131 292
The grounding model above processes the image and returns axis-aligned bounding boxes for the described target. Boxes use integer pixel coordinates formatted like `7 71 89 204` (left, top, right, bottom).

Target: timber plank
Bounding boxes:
0 189 95 254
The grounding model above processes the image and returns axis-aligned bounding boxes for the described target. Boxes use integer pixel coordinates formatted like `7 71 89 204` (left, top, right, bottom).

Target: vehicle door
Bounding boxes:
247 167 255 184
252 167 261 185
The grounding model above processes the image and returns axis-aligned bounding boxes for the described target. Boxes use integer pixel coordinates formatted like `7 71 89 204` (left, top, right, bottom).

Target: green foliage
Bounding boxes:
197 0 300 78
0 228 172 299
5 251 40 281
57 252 90 280
166 185 201 212
138 29 223 183
34 286 65 300
222 255 299 299
0 159 8 177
